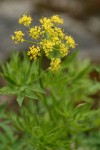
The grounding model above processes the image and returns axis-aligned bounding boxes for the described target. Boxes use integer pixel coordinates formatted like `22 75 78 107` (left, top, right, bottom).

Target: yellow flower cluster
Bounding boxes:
51 15 64 24
40 18 53 30
12 14 77 71
54 27 64 39
40 39 54 56
49 58 61 71
27 46 41 60
29 26 41 39
65 36 76 48
60 43 68 56
19 15 32 27
11 31 24 44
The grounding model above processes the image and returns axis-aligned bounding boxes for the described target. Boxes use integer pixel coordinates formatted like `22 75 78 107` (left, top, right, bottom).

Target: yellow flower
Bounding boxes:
51 15 64 24
52 36 61 45
40 17 53 30
40 39 54 57
65 36 76 48
19 15 32 27
60 43 69 56
27 46 41 60
12 14 77 71
45 28 55 38
11 30 24 44
54 27 64 39
49 58 61 71
29 26 41 39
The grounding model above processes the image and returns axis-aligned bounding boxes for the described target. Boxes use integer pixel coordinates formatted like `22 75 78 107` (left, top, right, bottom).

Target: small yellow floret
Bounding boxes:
19 15 32 27
27 46 41 60
55 27 64 39
40 17 53 30
11 30 24 44
29 26 41 39
49 58 61 71
51 15 64 24
65 36 76 48
52 36 61 45
40 39 54 57
60 43 69 56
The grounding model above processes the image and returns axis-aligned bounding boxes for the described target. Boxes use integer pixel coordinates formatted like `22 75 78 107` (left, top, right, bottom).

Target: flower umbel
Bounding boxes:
40 39 54 57
40 18 53 30
12 15 77 71
51 15 64 24
49 58 61 71
11 30 24 44
54 27 64 39
65 36 76 48
19 15 32 27
27 46 41 60
29 26 41 39
60 43 69 56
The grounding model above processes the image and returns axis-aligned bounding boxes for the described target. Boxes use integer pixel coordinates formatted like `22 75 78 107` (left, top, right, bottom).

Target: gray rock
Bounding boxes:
86 17 100 36
0 0 34 61
61 15 100 61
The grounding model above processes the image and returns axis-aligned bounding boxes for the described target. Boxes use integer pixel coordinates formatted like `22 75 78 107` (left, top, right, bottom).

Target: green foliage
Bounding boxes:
0 51 100 150
0 52 45 106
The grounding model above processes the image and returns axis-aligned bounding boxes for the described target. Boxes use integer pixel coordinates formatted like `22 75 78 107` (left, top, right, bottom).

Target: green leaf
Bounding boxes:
26 85 45 94
4 75 16 85
72 64 91 82
0 86 17 94
24 89 38 100
62 50 79 69
73 103 87 117
16 93 24 106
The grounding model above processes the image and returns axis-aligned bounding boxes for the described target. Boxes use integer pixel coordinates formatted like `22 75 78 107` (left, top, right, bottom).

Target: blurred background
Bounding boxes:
0 0 100 62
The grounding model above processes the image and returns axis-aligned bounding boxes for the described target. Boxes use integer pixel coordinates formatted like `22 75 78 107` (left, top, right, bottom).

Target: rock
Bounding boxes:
36 0 100 19
61 14 100 62
0 0 34 61
86 17 100 36
80 0 100 16
0 0 34 19
36 0 83 18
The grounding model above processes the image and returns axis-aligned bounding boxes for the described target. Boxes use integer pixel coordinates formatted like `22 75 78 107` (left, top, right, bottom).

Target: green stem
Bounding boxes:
24 40 38 44
38 55 54 121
